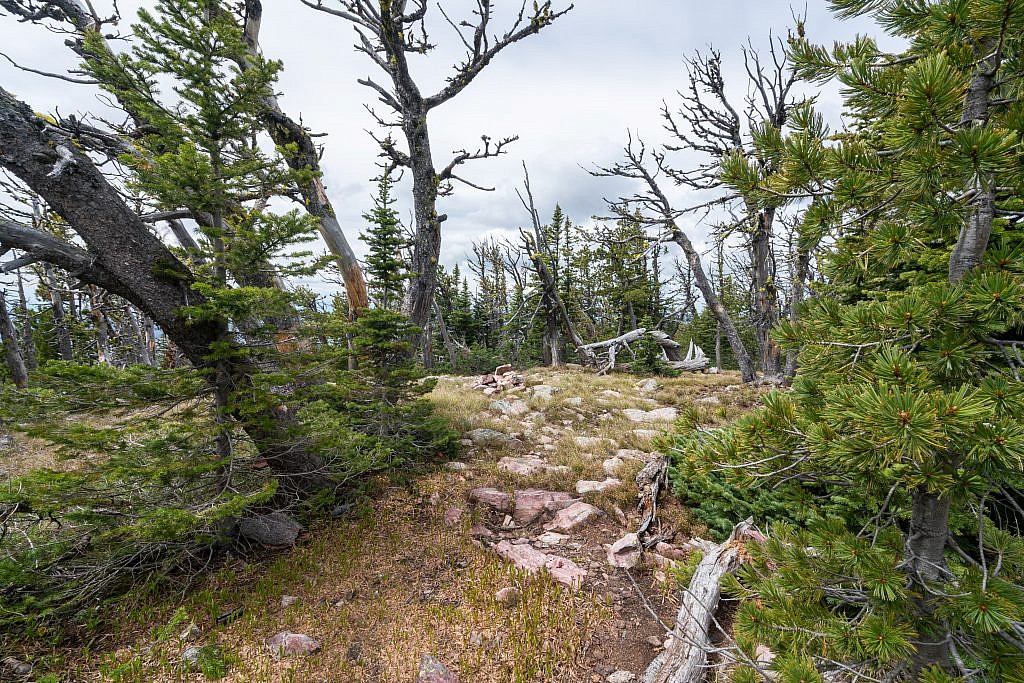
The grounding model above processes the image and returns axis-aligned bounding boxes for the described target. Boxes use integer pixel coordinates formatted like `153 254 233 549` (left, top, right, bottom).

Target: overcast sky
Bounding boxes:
0 1 898 293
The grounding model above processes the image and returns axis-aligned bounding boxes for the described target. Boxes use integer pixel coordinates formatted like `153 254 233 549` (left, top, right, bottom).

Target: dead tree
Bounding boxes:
592 136 756 382
660 40 798 381
0 291 29 388
516 164 597 367
15 268 37 371
301 0 572 348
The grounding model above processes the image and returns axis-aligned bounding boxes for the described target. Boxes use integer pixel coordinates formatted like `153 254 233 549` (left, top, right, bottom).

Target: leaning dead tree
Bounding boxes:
593 135 757 382
0 0 369 313
301 0 572 348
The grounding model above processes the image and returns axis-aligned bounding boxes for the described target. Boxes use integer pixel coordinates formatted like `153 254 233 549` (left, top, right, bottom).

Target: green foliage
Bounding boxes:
360 175 410 311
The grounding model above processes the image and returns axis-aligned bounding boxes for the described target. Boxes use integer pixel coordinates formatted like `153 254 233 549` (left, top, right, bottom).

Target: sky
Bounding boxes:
0 0 898 295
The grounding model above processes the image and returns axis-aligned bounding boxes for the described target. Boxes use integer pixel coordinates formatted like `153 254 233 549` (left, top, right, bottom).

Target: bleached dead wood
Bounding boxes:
580 329 708 373
643 518 763 683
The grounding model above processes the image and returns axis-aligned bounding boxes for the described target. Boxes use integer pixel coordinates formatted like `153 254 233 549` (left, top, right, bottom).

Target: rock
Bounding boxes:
575 478 621 494
631 429 660 439
536 531 569 545
443 507 463 527
607 533 642 568
280 595 299 608
494 587 521 607
465 428 512 446
602 457 625 475
179 621 201 642
0 434 14 451
532 384 560 400
417 654 459 682
180 646 201 669
491 398 529 417
615 448 647 460
513 489 576 524
707 366 720 374
479 373 497 385
600 389 622 397
444 461 470 472
493 541 586 587
2 657 31 677
698 395 722 405
635 378 659 393
238 512 302 546
498 456 569 477
265 631 321 658
469 487 512 512
645 635 663 647
482 387 498 396
565 396 583 407
544 501 602 532
655 542 688 561
469 525 496 540
622 407 678 423
494 364 513 376
536 434 553 445
607 672 636 683
574 436 616 450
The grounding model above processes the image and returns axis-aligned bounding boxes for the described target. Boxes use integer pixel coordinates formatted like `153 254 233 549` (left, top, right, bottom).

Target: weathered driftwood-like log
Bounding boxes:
643 518 763 683
580 329 709 373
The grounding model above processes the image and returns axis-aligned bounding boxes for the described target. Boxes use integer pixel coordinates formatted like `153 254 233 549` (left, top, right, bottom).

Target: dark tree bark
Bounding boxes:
302 0 571 349
42 263 74 361
0 87 326 496
0 292 29 388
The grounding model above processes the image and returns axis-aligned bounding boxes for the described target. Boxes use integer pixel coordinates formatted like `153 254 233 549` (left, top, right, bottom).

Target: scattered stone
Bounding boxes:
698 395 722 405
469 525 496 540
632 429 660 439
576 478 622 494
498 456 569 477
238 512 302 546
464 428 512 446
545 555 587 587
622 407 678 423
636 378 659 393
180 647 201 669
574 436 616 449
443 507 463 527
536 434 553 445
280 595 299 608
493 540 586 586
265 631 321 658
502 514 514 527
494 586 521 607
707 366 720 374
602 457 625 475
645 635 663 648
654 542 688 561
607 672 636 683
615 448 647 460
544 501 602 532
494 364 513 376
444 461 470 472
607 533 642 569
479 373 497 385
469 487 512 512
565 396 583 407
491 398 529 417
1 657 31 677
536 531 569 545
179 621 201 642
513 489 576 524
482 387 498 396
600 389 622 398
417 654 459 682
532 384 560 400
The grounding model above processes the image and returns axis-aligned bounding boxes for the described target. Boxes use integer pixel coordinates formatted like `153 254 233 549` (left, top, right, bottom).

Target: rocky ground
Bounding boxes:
18 366 761 683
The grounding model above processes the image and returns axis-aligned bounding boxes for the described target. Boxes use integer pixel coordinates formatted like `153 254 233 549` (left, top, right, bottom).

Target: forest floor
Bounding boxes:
10 366 764 683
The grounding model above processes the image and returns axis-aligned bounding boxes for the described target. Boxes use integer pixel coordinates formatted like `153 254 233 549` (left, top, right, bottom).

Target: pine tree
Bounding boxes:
682 4 1024 679
360 175 409 312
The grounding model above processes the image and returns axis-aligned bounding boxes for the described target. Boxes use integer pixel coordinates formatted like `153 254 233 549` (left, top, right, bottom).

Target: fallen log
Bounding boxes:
580 329 708 373
643 518 763 683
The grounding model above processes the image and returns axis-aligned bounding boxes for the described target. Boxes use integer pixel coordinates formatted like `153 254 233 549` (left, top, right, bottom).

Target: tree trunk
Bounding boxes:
16 272 37 371
127 305 155 367
404 117 443 348
42 263 74 362
750 208 782 379
907 486 953 676
784 242 813 380
673 229 755 382
0 292 29 388
88 285 110 365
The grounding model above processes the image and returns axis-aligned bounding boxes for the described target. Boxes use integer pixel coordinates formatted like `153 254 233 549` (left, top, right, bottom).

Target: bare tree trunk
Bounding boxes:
0 292 29 388
404 118 443 347
42 263 74 361
127 305 155 367
750 208 782 379
433 299 462 368
784 242 813 380
88 285 110 365
16 271 37 371
673 230 755 382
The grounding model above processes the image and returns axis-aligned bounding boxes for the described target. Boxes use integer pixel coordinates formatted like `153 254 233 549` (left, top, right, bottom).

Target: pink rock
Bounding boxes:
494 586 521 606
655 542 688 561
575 478 621 494
513 489 576 524
545 555 587 587
494 364 513 376
543 502 602 532
498 456 569 477
443 507 463 527
479 374 497 385
493 541 587 587
469 487 512 512
469 525 495 540
264 631 320 658
607 533 641 569
417 654 459 682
